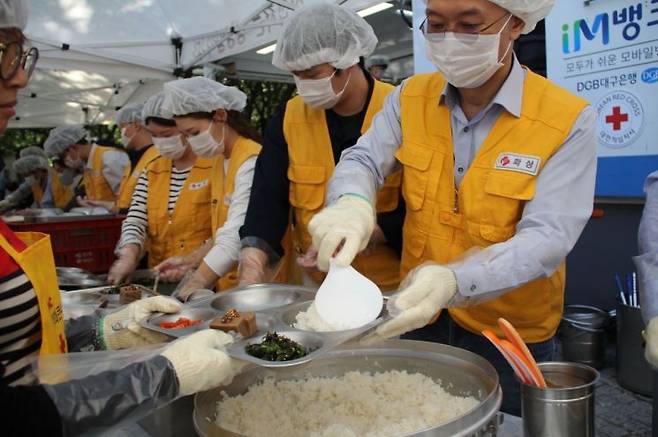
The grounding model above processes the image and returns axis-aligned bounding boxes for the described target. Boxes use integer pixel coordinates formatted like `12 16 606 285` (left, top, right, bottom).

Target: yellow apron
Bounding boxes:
82 145 124 202
397 69 589 342
146 156 214 267
116 146 160 210
0 232 67 356
209 136 262 291
284 79 403 291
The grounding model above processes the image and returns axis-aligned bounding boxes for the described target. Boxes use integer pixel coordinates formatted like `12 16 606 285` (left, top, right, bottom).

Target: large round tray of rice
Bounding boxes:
194 339 502 437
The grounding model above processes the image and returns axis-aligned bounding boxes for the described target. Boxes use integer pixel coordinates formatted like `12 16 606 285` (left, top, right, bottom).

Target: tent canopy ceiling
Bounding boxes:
11 0 413 128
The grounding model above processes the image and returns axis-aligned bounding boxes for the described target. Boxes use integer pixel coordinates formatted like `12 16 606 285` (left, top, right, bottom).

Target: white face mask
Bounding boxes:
25 175 38 187
64 155 83 170
153 135 186 159
424 14 513 89
120 127 134 149
187 121 225 158
294 70 352 109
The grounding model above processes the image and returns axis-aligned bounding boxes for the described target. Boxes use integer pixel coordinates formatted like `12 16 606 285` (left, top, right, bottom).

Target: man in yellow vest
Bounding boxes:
309 0 597 415
11 154 74 209
44 125 129 203
238 2 404 289
114 102 159 212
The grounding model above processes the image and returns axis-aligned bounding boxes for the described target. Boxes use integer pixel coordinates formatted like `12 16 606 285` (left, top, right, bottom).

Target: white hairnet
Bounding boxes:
142 92 170 122
44 126 88 158
488 0 554 34
366 54 390 69
0 0 28 30
272 2 377 72
115 103 144 126
19 146 47 158
162 77 247 116
13 155 49 175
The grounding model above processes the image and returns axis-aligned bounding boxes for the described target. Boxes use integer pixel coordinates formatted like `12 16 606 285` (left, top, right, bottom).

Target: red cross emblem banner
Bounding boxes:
546 0 658 197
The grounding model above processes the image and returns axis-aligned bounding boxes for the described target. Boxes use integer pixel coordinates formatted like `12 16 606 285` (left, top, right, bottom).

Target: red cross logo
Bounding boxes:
605 106 629 131
500 156 511 166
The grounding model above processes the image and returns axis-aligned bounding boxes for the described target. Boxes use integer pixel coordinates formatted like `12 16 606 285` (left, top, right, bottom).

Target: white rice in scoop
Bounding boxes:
215 370 479 437
293 303 338 332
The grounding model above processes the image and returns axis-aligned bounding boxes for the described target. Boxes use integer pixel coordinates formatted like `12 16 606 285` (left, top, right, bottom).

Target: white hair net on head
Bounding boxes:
44 126 88 158
115 103 145 126
19 146 47 159
13 155 49 175
0 0 28 30
162 77 247 116
142 92 170 122
488 0 554 34
421 0 554 34
272 2 378 72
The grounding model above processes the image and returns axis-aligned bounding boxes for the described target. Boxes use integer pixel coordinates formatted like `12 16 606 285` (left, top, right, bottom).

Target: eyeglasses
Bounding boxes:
419 13 511 43
0 41 39 81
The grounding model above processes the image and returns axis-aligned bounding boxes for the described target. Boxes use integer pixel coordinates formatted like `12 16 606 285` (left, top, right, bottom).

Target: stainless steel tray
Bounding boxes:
141 283 390 368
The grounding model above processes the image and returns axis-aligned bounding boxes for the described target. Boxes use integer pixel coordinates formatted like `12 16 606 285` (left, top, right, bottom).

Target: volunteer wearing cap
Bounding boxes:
309 0 597 414
114 102 159 211
239 2 404 289
365 54 390 81
108 92 214 285
154 77 261 300
12 154 74 209
43 125 129 203
0 2 243 434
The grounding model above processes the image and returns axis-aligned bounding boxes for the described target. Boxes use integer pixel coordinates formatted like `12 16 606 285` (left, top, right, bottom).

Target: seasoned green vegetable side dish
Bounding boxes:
245 332 310 361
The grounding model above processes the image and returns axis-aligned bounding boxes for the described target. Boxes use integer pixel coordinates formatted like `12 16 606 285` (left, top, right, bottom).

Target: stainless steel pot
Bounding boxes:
194 340 502 437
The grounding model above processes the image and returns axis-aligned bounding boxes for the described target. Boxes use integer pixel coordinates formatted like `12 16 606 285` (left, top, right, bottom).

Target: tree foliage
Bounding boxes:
0 78 294 157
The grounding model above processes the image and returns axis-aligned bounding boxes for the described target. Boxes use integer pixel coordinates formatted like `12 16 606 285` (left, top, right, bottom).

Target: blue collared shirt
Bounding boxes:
328 57 598 303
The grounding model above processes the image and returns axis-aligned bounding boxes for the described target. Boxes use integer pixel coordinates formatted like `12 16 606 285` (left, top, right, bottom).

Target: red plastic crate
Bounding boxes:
9 216 124 273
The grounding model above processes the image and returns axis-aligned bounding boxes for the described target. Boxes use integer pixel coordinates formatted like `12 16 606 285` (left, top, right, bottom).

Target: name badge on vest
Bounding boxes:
188 179 209 191
495 153 540 176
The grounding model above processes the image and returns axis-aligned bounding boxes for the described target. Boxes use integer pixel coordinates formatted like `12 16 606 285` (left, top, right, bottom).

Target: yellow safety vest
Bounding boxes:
31 168 75 209
210 136 262 291
0 232 67 356
116 146 160 210
397 70 589 342
145 156 214 267
82 145 124 202
284 79 403 291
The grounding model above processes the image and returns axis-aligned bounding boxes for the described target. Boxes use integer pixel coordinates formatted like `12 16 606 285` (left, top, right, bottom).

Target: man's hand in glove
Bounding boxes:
101 296 182 350
308 194 375 272
369 263 458 341
645 317 658 367
161 330 243 396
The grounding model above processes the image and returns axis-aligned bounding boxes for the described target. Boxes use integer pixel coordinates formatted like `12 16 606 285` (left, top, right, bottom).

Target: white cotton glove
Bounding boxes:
308 195 376 272
161 330 242 396
102 296 182 350
369 263 458 341
644 317 658 367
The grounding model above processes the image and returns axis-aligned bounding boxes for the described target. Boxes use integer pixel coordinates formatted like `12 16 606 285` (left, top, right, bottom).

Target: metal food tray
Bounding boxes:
61 284 156 307
141 283 390 368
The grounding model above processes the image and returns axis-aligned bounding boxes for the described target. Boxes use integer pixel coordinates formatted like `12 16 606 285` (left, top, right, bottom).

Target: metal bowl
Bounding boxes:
210 284 316 312
280 300 386 333
56 267 90 276
58 276 105 289
194 340 502 437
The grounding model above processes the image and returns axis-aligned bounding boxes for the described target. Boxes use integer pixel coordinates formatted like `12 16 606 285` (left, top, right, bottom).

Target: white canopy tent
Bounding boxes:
11 0 413 128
